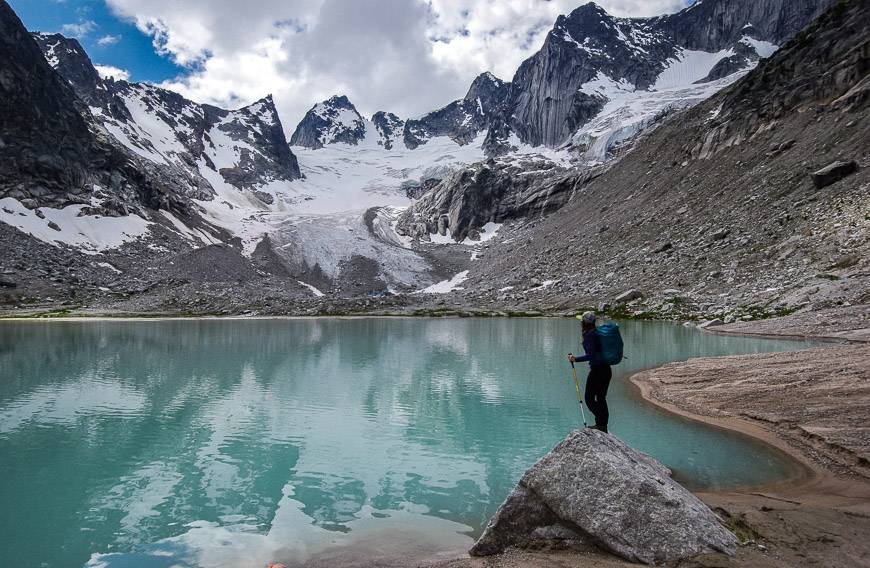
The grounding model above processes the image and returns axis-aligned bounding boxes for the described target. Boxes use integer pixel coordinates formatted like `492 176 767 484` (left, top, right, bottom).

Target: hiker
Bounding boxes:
568 311 613 433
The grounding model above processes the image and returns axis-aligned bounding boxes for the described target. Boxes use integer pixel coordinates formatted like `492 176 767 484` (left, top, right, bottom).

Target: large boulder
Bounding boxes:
470 430 738 564
811 160 858 189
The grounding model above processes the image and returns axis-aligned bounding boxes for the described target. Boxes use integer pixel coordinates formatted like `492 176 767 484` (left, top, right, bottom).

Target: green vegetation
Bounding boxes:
723 515 760 546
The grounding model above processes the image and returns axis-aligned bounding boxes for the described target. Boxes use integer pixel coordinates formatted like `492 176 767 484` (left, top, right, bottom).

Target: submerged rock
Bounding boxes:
470 429 737 564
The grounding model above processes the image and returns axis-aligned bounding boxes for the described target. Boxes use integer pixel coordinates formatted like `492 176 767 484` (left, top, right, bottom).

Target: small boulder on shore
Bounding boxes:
614 289 642 303
470 429 737 565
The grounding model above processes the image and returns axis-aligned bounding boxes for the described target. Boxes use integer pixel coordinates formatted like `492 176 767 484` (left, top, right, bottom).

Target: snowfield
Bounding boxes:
0 197 152 254
569 43 777 164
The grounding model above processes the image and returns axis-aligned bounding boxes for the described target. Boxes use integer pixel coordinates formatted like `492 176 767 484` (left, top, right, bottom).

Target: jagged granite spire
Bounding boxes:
371 111 404 150
402 72 510 149
492 0 831 149
289 95 367 149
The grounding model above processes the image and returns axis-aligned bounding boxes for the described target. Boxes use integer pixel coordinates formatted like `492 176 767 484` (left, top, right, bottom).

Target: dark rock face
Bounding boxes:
694 0 869 162
30 32 103 102
471 430 738 564
400 176 441 200
0 1 117 209
505 4 673 148
402 99 485 149
395 157 607 242
465 72 512 114
371 111 404 150
659 0 832 51
289 95 366 149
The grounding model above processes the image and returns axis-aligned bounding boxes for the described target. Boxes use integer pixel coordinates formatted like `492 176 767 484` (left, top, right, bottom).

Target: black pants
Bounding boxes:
585 364 612 432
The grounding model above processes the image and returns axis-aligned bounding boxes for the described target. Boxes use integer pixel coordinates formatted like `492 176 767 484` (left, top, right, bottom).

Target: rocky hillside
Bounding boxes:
396 158 607 243
453 0 868 321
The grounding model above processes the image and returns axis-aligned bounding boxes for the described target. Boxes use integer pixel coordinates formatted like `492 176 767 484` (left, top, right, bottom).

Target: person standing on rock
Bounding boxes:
568 311 613 433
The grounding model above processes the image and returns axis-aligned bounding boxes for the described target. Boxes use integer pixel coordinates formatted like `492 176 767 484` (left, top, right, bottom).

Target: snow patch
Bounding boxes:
653 48 734 90
298 281 325 297
0 198 152 253
416 270 469 294
96 262 122 274
740 36 778 59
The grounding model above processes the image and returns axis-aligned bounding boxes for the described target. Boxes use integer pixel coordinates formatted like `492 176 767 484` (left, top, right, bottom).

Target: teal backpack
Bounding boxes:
597 323 624 365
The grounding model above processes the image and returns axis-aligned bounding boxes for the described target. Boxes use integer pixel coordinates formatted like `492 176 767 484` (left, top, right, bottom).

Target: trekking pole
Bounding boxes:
570 361 588 428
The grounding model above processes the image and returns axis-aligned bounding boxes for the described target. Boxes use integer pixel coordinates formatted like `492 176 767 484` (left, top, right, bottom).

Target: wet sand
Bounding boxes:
630 343 870 567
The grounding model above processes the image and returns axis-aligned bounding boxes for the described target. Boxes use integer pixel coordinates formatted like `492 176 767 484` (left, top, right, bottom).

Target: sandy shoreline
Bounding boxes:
623 314 870 567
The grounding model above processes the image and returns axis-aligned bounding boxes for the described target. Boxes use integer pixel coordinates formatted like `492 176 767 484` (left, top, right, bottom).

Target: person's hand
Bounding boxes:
568 353 576 363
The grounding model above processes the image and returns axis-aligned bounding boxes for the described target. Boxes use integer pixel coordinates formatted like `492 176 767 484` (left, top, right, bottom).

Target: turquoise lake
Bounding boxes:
0 318 817 567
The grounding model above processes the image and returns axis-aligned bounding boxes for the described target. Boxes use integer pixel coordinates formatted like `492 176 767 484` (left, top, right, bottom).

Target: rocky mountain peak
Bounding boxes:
491 0 830 151
242 94 281 125
371 111 405 150
289 94 367 149
30 31 102 102
464 72 510 114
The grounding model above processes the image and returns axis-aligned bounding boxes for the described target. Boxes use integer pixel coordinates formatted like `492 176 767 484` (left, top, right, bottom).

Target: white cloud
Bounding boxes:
60 19 97 38
94 64 131 81
97 34 122 46
105 0 689 129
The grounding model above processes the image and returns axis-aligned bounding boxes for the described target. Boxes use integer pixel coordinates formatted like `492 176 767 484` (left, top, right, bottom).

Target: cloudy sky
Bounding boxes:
13 0 692 128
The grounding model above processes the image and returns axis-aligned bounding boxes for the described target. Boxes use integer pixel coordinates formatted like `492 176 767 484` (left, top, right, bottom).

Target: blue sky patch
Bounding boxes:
9 0 184 83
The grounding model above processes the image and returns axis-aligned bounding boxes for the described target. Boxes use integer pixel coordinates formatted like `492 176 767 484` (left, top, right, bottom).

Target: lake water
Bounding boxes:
0 318 817 567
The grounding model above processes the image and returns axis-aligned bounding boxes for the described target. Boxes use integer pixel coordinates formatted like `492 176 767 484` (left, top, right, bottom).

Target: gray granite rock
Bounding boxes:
471 430 738 564
615 289 642 303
